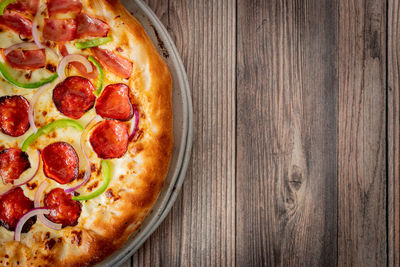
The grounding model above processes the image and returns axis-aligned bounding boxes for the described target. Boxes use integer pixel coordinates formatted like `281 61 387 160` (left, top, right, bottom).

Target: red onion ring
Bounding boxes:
32 4 46 49
65 116 101 194
4 42 38 56
34 181 62 230
14 208 50 241
128 106 139 141
57 54 93 81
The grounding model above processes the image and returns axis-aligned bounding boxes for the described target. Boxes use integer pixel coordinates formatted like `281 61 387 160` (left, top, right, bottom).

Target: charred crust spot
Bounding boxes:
71 230 82 246
76 171 85 181
46 64 57 73
26 182 37 190
119 174 125 181
45 232 50 239
149 25 169 58
116 47 123 52
87 181 99 192
42 111 47 116
4 255 8 258
24 71 32 80
91 163 96 172
45 238 56 250
114 15 120 20
133 129 143 142
57 237 62 243
105 189 120 201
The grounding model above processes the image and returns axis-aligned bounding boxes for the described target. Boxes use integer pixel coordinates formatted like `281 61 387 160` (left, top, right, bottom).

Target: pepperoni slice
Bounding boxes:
0 11 32 38
95 84 134 121
76 13 109 39
44 188 81 227
7 0 39 15
0 148 30 184
90 120 129 159
3 48 45 70
0 187 35 232
53 76 96 119
43 18 76 42
59 44 97 79
42 142 79 184
0 95 30 137
47 0 82 17
91 47 133 79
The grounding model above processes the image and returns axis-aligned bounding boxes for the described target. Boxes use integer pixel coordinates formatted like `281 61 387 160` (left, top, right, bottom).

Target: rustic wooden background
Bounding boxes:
121 0 400 266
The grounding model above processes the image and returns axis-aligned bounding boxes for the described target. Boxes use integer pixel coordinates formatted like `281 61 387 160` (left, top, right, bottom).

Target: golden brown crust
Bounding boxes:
0 0 173 266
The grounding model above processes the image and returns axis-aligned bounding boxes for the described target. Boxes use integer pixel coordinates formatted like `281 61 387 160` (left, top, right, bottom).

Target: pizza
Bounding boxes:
0 0 173 266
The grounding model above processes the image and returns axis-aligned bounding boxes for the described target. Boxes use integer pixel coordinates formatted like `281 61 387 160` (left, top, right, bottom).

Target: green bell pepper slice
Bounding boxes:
72 160 112 201
21 119 84 152
88 56 103 95
0 61 58 89
75 36 112 49
0 0 16 15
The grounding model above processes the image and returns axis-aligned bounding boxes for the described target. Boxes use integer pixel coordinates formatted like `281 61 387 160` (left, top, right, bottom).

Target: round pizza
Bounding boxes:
0 0 173 265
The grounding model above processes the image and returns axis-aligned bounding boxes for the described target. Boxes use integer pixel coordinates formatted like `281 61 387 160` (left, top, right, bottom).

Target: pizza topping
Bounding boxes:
53 76 96 119
91 47 133 79
0 187 35 232
4 42 37 55
21 119 84 152
0 11 32 37
88 55 103 94
43 18 76 42
44 188 81 227
42 142 79 184
72 160 112 201
6 0 39 15
14 208 47 241
0 148 30 184
75 36 112 49
0 0 16 15
47 0 82 17
34 180 62 230
0 61 58 88
90 120 129 159
57 54 93 80
95 83 134 121
59 45 97 79
3 47 45 70
0 95 30 137
76 13 110 39
128 106 140 141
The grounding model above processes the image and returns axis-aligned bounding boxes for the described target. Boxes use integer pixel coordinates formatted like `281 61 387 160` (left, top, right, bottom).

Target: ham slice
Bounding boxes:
43 18 76 42
3 48 45 70
0 11 32 38
7 0 39 15
91 47 133 79
76 13 109 38
47 0 82 17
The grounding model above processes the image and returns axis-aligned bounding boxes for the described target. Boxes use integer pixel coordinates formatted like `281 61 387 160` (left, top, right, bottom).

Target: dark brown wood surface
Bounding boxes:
120 0 399 266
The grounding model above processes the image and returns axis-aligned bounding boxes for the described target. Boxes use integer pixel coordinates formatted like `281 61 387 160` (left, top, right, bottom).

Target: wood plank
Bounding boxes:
129 0 237 266
236 0 338 266
337 0 387 266
388 1 400 266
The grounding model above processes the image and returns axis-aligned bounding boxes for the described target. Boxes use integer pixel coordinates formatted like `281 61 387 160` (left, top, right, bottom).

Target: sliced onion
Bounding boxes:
65 116 101 193
34 181 62 230
129 106 139 140
28 84 49 133
4 42 38 56
32 4 46 49
14 208 50 241
57 54 93 81
13 150 41 187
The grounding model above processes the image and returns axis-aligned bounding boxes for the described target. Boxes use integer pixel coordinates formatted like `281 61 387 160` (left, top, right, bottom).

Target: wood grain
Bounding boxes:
236 0 337 266
388 0 400 266
337 0 387 265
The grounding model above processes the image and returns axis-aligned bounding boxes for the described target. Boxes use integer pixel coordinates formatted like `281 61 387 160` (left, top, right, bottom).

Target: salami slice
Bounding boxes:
0 11 32 38
0 148 30 184
53 76 96 119
0 95 30 137
47 0 82 17
90 120 129 159
0 187 35 232
91 47 133 79
95 84 133 121
42 142 79 185
44 188 81 227
3 48 45 70
76 13 110 38
43 18 76 42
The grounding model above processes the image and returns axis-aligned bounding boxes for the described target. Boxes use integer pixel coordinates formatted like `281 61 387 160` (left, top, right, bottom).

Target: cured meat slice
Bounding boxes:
0 95 30 137
59 44 97 79
53 76 96 119
91 47 133 79
89 120 129 159
43 18 76 42
0 148 30 184
42 142 79 185
0 11 32 38
47 0 82 17
95 83 133 121
7 0 39 15
3 48 45 70
0 187 35 231
76 13 109 38
44 188 81 227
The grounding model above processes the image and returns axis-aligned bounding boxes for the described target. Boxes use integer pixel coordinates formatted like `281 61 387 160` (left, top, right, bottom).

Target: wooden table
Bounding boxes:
121 0 400 266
